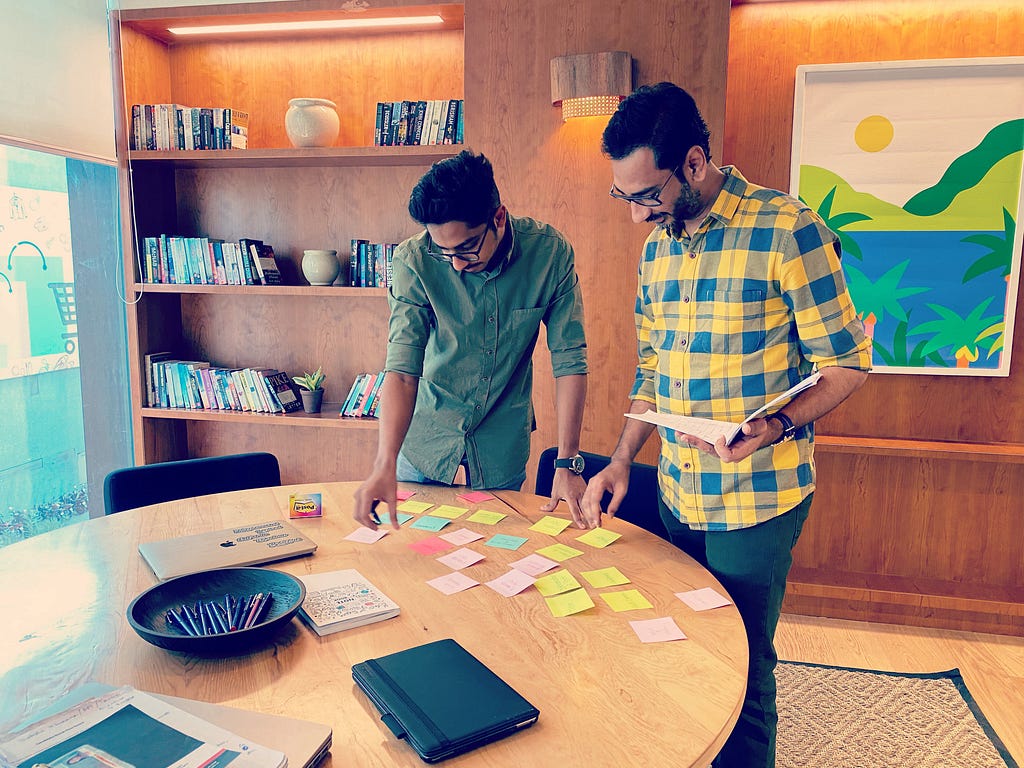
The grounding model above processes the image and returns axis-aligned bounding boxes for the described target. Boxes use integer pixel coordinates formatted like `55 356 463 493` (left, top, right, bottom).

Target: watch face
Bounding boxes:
569 455 584 474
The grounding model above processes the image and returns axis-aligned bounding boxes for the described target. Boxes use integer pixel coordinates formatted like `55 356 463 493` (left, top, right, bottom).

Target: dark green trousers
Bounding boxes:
657 494 812 768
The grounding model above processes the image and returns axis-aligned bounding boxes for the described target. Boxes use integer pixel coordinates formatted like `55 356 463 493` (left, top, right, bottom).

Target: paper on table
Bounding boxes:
485 569 536 597
630 617 687 643
676 586 733 611
625 372 822 445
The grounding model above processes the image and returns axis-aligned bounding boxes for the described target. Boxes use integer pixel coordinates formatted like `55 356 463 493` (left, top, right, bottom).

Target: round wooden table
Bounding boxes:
0 482 747 767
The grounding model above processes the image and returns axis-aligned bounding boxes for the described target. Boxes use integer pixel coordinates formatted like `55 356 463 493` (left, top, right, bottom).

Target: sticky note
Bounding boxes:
437 548 486 570
426 572 479 595
576 528 622 548
630 617 687 643
398 500 434 514
510 553 560 577
379 511 414 526
580 566 630 588
529 516 573 535
533 569 582 596
396 489 416 501
675 586 733 611
431 504 470 519
289 492 322 519
467 509 506 525
545 588 595 617
344 526 388 544
457 490 495 503
440 528 485 546
410 515 451 532
536 543 584 562
485 569 536 597
408 536 452 555
601 589 653 612
485 534 528 551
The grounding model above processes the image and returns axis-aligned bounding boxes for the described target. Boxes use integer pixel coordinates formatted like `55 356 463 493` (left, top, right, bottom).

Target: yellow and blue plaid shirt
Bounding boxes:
632 167 871 530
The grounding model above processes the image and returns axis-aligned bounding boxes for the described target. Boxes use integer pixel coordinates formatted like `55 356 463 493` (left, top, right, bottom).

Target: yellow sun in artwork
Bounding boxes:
854 114 894 152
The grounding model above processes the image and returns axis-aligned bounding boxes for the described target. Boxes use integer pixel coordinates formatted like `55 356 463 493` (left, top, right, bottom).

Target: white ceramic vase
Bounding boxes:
285 98 340 148
302 249 340 286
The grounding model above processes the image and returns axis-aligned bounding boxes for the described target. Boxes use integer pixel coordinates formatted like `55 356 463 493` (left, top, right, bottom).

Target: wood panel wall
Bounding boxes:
463 0 731 481
726 0 1024 634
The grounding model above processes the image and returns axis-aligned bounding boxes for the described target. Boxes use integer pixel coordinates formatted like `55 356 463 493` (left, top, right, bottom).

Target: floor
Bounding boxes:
775 613 1024 764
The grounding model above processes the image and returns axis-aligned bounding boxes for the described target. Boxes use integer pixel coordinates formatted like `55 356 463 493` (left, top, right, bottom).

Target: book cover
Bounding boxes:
238 238 262 285
266 370 303 413
256 244 283 285
298 569 400 635
289 492 322 519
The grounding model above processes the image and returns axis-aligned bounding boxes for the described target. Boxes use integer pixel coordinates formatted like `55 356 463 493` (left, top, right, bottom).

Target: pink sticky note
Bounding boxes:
440 528 485 546
457 490 495 504
426 572 479 595
629 617 688 643
510 553 560 577
344 526 388 544
437 547 486 570
408 536 453 555
675 587 732 611
486 569 537 597
396 490 416 501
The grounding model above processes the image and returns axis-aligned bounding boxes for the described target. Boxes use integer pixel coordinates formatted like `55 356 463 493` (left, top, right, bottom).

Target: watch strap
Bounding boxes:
766 412 797 445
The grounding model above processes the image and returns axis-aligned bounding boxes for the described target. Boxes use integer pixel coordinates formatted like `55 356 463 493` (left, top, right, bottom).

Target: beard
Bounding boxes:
666 178 705 239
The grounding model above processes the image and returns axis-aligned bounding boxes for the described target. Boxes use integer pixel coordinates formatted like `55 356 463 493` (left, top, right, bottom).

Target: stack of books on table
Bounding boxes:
339 371 385 418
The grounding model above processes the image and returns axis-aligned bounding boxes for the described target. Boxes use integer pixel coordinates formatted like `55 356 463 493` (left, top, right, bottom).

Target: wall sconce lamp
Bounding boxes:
550 51 633 121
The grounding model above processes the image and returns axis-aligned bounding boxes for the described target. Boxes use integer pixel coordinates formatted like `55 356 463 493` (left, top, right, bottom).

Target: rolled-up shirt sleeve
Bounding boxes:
544 241 588 378
385 245 432 377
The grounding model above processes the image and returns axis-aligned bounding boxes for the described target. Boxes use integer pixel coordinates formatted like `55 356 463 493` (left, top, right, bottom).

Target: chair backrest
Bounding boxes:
103 452 282 515
535 447 668 540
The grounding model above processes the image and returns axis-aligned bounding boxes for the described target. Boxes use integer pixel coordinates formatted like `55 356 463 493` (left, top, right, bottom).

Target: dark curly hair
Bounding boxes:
602 82 712 171
408 150 501 228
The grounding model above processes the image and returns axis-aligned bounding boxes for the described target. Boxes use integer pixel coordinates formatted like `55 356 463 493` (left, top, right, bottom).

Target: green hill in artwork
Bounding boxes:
799 118 1024 232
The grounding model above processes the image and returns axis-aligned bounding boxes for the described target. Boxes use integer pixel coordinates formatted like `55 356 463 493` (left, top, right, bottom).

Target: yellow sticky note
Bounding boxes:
533 569 582 597
581 567 631 588
529 516 573 535
431 504 470 519
398 500 434 514
536 543 585 562
576 528 622 548
546 588 595 617
467 509 506 525
600 589 653 612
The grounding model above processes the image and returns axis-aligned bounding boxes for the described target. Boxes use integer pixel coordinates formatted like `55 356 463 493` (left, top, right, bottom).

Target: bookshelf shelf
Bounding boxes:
127 145 461 170
133 283 388 297
815 435 1024 464
141 406 380 430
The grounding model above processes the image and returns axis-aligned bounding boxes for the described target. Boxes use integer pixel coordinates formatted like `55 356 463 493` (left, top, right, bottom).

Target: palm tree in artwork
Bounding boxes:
809 186 872 261
910 297 1003 368
962 207 1017 284
843 260 928 341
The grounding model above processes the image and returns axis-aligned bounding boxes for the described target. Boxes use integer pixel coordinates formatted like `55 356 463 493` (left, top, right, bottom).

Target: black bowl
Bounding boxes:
127 567 306 654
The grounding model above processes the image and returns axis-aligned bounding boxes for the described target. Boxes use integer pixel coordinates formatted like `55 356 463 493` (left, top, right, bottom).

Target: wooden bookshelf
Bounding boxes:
112 1 465 482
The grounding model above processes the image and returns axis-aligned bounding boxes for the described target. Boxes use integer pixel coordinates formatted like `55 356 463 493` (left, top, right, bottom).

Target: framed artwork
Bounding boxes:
791 58 1024 376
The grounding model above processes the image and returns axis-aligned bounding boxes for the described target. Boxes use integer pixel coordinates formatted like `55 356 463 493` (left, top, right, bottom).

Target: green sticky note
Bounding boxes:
576 528 622 548
430 504 470 519
600 589 653 612
410 515 451 531
533 569 582 597
467 509 507 525
485 534 528 550
580 566 630 588
546 588 595 617
535 543 584 562
398 500 434 514
529 516 573 535
381 511 414 526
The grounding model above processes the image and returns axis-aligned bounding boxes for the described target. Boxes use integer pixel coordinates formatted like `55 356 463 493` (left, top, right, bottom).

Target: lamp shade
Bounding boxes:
550 51 632 120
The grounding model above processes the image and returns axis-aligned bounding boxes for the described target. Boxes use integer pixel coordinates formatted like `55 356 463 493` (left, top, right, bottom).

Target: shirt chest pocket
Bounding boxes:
689 289 766 355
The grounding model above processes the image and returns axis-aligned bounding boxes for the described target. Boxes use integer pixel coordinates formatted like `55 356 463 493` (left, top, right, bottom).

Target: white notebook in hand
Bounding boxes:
626 372 821 445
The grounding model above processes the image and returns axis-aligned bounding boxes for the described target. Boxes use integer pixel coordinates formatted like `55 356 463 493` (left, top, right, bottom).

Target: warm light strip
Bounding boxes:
168 16 445 36
561 95 623 121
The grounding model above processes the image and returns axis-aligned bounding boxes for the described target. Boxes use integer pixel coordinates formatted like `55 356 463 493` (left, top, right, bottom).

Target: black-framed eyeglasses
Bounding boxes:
425 223 494 264
608 166 680 208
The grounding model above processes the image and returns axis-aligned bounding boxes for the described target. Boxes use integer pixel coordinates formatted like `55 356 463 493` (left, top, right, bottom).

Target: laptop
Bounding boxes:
352 638 539 763
139 519 317 581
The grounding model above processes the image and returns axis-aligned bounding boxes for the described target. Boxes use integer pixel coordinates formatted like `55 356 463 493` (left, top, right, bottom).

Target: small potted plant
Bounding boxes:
293 366 326 413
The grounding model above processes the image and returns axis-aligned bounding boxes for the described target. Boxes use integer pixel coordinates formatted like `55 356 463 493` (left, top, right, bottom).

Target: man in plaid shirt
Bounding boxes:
583 83 871 768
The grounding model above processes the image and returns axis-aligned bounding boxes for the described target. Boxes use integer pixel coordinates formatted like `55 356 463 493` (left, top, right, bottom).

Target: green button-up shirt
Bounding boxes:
386 214 588 489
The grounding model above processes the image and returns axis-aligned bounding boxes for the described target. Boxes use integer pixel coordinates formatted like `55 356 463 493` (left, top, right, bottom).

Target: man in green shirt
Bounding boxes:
353 151 593 529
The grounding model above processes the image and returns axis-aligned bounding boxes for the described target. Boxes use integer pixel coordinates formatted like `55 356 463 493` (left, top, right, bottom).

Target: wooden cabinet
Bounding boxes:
111 3 464 482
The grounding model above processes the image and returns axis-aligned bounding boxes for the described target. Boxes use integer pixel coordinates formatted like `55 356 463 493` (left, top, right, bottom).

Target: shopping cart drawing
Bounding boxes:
49 282 78 354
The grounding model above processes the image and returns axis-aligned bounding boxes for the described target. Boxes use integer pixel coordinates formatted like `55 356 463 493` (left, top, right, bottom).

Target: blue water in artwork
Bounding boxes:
843 229 1011 370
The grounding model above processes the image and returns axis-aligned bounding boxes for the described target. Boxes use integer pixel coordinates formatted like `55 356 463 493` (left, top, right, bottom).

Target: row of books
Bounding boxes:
144 352 303 414
130 103 249 151
350 239 397 288
341 371 385 418
141 235 281 286
374 99 464 146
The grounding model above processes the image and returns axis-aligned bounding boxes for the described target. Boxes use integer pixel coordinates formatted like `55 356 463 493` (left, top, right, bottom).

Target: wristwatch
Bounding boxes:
554 454 585 475
765 412 798 445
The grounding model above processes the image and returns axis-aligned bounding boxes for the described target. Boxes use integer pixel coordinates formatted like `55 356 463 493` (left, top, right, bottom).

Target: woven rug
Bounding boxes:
776 661 1019 768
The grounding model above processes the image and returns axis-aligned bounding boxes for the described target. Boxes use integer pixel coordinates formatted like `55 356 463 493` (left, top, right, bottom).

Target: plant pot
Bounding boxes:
285 98 340 148
301 249 340 286
300 389 324 414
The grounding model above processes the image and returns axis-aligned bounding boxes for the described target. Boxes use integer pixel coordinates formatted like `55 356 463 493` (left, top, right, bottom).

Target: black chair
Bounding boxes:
535 447 668 540
103 452 282 515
